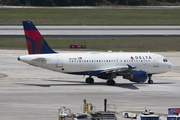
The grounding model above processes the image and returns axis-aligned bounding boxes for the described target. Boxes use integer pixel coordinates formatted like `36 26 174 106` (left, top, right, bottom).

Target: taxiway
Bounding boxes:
1 25 180 37
0 49 180 120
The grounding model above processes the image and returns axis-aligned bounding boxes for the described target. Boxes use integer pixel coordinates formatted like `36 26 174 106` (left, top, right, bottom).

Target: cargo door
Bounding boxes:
57 55 63 67
153 55 159 67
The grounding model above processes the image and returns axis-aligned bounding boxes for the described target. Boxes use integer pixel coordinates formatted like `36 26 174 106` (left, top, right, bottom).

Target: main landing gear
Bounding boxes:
106 73 116 86
148 74 153 84
85 77 94 84
85 77 116 86
106 79 115 86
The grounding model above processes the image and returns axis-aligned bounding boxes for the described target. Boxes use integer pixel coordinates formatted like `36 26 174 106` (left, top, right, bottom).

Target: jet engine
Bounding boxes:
123 70 148 83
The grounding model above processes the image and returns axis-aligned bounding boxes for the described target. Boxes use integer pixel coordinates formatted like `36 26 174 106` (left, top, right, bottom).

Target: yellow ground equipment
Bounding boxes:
107 104 117 112
83 99 95 114
58 99 118 120
58 107 72 120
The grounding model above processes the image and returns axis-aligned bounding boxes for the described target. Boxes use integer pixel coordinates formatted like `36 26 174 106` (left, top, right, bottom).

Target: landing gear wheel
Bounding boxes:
148 74 153 84
85 77 94 84
124 113 129 118
107 80 115 86
85 78 89 83
107 80 110 85
148 80 153 84
89 78 94 84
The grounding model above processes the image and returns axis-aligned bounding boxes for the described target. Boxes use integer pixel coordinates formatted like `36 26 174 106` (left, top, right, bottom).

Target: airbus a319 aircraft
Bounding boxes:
18 21 173 86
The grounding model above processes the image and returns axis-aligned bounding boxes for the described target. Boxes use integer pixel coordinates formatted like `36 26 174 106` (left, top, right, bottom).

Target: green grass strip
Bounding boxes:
0 8 180 25
0 37 179 51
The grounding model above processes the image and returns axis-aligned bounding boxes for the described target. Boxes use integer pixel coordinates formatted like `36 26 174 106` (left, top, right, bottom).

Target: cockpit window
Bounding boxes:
163 59 168 62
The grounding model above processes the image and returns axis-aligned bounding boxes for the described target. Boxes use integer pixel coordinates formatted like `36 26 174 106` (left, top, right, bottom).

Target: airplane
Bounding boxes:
18 21 173 86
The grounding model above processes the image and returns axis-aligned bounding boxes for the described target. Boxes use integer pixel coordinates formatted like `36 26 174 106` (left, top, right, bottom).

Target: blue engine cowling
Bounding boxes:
123 70 148 83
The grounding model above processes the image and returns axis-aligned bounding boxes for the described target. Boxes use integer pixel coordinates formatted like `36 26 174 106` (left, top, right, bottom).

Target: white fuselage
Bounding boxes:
19 52 173 76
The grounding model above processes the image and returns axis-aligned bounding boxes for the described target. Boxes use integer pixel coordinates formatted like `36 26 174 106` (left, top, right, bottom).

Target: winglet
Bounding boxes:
22 21 56 54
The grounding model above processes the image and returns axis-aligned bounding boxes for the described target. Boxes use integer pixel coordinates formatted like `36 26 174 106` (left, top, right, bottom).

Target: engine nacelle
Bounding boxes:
123 70 148 83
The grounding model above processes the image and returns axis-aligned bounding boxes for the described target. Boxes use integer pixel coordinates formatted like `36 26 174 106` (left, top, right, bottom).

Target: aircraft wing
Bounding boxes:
100 65 136 74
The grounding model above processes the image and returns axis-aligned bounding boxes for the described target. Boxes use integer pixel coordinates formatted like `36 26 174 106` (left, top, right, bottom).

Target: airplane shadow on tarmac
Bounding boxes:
15 79 175 90
47 79 140 89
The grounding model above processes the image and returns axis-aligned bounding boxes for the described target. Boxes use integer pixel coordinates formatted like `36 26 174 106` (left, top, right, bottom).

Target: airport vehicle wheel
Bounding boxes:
148 80 153 84
124 113 129 118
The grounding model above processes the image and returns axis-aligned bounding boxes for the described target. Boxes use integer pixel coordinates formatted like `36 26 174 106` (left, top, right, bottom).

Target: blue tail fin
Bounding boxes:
22 21 56 54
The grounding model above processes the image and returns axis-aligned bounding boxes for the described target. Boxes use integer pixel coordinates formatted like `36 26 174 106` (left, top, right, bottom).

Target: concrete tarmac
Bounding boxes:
0 49 180 120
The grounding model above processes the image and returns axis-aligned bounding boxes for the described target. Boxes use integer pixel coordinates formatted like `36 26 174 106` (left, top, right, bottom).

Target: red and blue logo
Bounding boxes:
23 21 56 54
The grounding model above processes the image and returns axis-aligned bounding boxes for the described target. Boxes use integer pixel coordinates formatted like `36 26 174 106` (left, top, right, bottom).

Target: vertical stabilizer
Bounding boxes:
22 21 56 54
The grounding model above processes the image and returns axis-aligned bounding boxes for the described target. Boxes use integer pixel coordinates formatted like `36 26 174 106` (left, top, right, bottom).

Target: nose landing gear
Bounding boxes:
148 74 153 84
